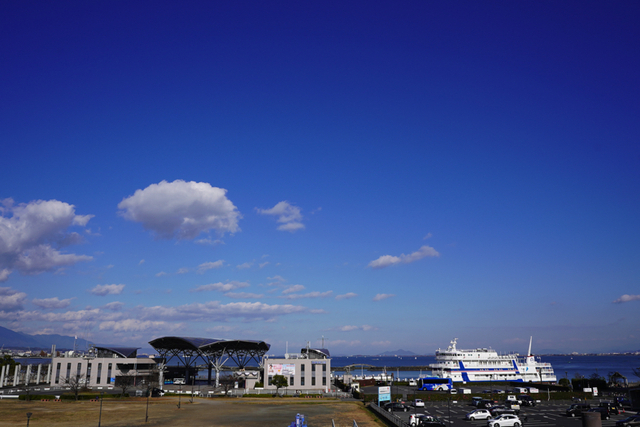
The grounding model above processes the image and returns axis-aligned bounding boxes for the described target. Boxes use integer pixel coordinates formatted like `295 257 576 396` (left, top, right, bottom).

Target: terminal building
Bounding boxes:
263 347 331 392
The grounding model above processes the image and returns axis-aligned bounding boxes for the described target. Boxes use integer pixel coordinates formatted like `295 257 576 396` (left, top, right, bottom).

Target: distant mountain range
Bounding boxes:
376 349 417 356
0 326 92 351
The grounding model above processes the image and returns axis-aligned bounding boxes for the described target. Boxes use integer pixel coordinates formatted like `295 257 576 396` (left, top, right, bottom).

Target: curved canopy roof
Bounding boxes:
200 339 270 353
95 346 139 358
148 337 218 352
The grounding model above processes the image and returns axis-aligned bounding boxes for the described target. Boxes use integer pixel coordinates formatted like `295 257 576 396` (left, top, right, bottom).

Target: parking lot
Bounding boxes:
382 400 638 427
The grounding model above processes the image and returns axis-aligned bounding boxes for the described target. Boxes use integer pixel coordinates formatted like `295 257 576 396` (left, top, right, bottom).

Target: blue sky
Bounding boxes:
1 1 639 355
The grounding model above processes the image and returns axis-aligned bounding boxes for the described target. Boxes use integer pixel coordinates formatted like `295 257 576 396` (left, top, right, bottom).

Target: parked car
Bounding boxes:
384 402 409 412
616 415 640 427
487 414 522 427
599 401 622 415
413 399 425 408
587 407 611 420
478 399 497 409
566 403 591 417
517 395 535 407
490 406 519 417
417 415 447 426
471 397 483 406
409 413 428 426
465 409 492 420
615 397 633 408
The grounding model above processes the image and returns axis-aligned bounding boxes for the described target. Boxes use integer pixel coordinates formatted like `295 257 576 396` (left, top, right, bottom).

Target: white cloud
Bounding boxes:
195 238 224 246
0 287 27 311
267 275 286 285
335 292 357 301
191 281 250 293
99 319 176 333
613 294 640 304
90 284 125 296
198 260 225 273
155 271 167 277
32 297 73 309
284 291 333 300
117 180 241 239
103 301 124 311
368 245 439 269
423 233 432 240
139 301 307 322
335 325 377 332
256 201 305 232
139 259 145 265
176 267 189 274
373 293 395 301
236 262 253 270
224 292 264 299
259 262 269 269
0 198 93 277
282 285 305 294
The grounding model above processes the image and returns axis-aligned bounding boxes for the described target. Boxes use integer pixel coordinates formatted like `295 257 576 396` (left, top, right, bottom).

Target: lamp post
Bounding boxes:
98 391 104 427
26 412 32 427
145 385 150 423
177 384 182 409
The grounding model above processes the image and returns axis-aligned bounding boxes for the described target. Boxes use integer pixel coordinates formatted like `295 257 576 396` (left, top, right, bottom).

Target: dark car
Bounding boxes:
384 402 409 412
478 399 497 409
587 407 611 420
417 415 447 426
616 397 633 407
599 401 622 415
616 415 640 427
566 403 591 417
490 406 519 417
517 395 536 407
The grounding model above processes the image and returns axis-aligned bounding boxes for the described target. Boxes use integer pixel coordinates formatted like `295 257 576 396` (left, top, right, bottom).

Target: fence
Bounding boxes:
368 402 409 427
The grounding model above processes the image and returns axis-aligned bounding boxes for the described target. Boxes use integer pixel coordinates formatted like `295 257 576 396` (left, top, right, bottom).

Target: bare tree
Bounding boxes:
115 372 135 397
219 374 235 395
65 373 86 401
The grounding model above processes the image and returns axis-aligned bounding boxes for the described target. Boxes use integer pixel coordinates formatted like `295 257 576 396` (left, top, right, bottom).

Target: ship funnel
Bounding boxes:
527 336 532 356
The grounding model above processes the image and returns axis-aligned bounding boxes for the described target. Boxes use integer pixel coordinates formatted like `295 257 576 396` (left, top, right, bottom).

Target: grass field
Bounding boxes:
0 397 381 427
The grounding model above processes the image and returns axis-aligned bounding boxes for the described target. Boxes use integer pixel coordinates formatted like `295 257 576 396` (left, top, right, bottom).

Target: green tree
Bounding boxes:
271 374 288 397
558 378 570 387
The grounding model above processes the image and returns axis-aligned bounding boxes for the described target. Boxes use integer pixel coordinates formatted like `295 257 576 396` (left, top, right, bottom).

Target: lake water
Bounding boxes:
330 354 640 381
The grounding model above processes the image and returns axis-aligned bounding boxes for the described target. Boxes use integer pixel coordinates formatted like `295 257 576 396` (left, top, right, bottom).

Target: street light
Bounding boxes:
145 385 151 423
26 412 32 427
98 391 104 427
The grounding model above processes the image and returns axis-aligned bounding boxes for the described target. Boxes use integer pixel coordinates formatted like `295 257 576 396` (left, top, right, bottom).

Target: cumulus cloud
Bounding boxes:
99 319 176 333
256 201 305 232
117 180 241 240
224 292 264 299
373 293 395 301
282 285 305 294
284 291 333 300
368 245 440 269
176 267 189 274
0 287 27 311
103 301 124 311
335 292 357 300
32 297 73 309
0 198 93 277
191 281 250 293
90 284 125 296
613 294 640 304
198 260 225 273
236 262 253 270
155 271 167 277
259 262 269 268
139 301 307 322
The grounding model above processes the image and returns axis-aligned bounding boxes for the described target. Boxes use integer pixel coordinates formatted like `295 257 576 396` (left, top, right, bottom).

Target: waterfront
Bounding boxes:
331 354 640 382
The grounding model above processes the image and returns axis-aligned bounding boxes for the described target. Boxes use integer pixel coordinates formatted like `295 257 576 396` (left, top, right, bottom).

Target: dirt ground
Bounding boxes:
0 397 382 427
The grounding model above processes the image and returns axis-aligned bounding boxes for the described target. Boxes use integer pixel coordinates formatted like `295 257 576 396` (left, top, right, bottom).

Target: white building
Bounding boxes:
263 347 331 392
49 346 158 389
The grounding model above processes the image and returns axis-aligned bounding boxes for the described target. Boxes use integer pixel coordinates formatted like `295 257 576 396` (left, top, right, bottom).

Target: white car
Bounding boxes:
409 413 427 426
466 409 492 420
486 414 521 427
413 399 425 407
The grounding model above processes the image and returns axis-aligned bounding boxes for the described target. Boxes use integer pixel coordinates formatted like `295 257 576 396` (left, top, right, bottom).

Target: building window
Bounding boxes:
301 376 305 386
77 362 82 378
322 376 326 386
55 363 61 384
97 363 102 384
66 363 71 381
107 363 112 384
289 376 294 386
87 363 92 384
268 375 273 386
312 377 315 386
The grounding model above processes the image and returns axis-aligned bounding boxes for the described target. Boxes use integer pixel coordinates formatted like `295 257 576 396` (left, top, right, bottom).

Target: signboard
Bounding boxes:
268 364 296 376
378 386 391 404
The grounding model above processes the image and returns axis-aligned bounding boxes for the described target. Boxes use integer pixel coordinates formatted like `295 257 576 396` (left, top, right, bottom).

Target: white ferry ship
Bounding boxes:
429 337 557 383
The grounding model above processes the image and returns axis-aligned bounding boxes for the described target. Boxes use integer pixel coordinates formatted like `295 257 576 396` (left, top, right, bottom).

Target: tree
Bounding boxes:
115 373 135 397
271 374 288 397
219 374 235 396
558 378 571 388
65 373 86 401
